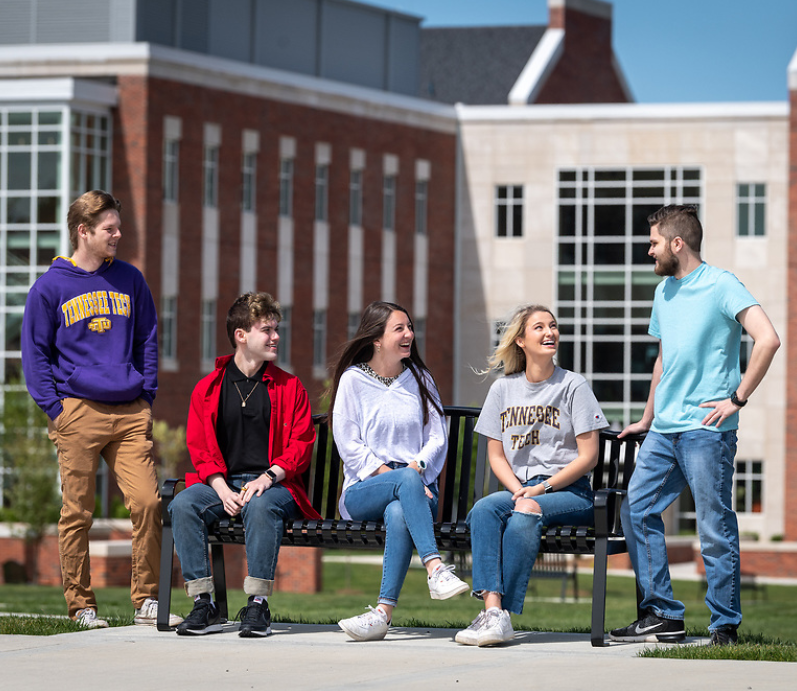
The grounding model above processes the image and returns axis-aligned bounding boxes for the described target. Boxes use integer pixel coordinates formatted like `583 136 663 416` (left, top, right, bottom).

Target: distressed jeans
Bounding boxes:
621 429 741 631
468 475 594 614
343 467 440 607
169 473 299 597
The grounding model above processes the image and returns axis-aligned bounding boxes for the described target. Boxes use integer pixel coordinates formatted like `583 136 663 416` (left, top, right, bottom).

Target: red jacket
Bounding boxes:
184 354 320 520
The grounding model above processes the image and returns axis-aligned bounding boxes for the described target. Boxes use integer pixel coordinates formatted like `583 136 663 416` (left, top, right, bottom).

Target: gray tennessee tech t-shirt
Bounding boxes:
475 367 608 482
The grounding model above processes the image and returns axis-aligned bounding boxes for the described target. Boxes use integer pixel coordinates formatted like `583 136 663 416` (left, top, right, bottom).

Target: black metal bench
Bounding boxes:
157 405 642 646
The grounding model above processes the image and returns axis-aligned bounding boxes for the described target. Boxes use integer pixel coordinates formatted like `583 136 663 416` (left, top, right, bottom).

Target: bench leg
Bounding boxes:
211 543 228 622
156 524 176 631
590 538 609 647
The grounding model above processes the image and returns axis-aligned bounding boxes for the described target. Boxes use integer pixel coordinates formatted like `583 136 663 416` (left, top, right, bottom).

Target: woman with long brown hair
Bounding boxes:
329 301 468 641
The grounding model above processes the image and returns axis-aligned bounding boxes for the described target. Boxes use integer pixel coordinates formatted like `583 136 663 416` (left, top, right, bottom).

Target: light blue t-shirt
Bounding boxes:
649 262 757 433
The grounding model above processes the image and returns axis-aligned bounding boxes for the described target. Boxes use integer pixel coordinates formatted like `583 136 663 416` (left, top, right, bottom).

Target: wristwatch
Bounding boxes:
730 391 748 408
264 468 278 482
415 459 427 471
543 480 554 494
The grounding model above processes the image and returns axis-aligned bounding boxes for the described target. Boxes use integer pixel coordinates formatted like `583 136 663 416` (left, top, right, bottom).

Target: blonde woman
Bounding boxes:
456 305 608 646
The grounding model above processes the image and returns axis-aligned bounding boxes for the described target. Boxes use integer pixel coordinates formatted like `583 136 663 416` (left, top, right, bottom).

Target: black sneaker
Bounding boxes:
709 626 738 646
176 597 222 636
237 598 272 638
610 611 686 642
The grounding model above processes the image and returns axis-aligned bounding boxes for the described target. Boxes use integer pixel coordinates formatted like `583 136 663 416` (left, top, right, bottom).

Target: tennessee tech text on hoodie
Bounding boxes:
22 256 158 420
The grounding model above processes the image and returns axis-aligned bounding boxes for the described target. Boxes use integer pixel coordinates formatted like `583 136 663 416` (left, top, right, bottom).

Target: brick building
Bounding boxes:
3 0 796 580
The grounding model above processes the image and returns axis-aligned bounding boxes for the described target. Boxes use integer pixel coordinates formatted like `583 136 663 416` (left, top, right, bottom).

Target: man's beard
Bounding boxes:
654 247 679 276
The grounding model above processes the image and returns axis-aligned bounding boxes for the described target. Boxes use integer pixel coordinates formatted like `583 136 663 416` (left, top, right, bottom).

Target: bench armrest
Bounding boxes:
161 478 185 528
593 487 626 538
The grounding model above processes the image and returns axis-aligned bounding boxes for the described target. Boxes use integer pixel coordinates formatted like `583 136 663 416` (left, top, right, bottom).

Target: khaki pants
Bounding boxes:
48 398 161 618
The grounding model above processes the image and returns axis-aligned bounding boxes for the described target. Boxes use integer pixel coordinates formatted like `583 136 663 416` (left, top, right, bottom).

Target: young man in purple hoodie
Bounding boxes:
22 190 180 629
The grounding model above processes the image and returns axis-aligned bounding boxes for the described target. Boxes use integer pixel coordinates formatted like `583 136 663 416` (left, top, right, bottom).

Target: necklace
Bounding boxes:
233 380 260 408
356 361 406 387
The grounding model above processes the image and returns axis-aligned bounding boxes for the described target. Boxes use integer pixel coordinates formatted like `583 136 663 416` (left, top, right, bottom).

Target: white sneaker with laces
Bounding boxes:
134 597 184 627
75 608 109 629
427 564 469 600
455 609 489 645
477 608 514 647
338 606 390 641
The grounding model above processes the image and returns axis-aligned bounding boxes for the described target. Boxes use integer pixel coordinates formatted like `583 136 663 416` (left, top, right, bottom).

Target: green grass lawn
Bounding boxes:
2 560 796 660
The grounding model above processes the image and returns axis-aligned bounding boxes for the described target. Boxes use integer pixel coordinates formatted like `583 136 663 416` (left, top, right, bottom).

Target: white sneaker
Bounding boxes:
427 564 469 600
134 597 184 627
75 608 109 629
455 610 489 645
477 608 514 647
338 606 390 641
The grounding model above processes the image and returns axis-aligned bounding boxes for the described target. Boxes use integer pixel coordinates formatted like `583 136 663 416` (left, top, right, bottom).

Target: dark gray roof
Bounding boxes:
418 26 547 105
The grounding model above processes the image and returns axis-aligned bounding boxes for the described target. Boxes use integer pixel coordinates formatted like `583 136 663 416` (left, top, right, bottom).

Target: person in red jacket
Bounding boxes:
169 292 320 637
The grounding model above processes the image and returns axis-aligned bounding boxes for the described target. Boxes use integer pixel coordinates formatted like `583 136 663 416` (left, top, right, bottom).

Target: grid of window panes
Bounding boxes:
203 145 219 208
383 175 396 231
279 158 293 218
735 460 763 514
736 183 765 237
315 164 328 222
241 152 256 211
556 167 702 426
495 185 523 237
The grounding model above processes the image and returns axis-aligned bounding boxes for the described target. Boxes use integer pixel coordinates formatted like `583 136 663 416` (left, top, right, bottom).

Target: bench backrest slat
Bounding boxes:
306 408 641 524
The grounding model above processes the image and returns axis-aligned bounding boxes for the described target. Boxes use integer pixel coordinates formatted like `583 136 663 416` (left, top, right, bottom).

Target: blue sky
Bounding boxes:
366 0 797 103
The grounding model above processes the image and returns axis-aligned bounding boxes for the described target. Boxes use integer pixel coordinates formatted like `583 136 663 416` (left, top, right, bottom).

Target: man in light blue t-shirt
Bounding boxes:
609 205 780 647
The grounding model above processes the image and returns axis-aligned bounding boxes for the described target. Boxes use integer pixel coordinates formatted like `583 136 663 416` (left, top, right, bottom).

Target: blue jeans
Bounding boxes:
467 475 594 614
169 473 299 586
621 429 741 631
343 467 440 607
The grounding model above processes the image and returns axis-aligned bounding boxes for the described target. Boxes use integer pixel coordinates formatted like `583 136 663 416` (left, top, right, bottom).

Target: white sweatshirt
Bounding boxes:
332 365 448 519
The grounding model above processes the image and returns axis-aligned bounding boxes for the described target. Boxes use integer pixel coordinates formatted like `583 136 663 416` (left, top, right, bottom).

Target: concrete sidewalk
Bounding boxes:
1 621 792 691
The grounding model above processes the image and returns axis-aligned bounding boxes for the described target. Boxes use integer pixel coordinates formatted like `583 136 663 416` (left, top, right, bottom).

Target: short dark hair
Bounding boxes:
67 190 122 250
226 292 282 349
648 205 703 252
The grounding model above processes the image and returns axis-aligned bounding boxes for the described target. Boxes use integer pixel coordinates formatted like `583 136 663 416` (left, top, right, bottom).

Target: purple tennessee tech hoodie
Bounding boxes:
22 256 158 420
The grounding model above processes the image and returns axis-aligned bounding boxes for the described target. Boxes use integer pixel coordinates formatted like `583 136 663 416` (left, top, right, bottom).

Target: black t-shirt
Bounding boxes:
216 359 271 476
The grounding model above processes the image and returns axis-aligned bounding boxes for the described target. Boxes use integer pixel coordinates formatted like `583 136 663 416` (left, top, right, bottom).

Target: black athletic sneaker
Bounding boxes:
709 626 738 646
237 598 272 638
609 611 686 642
176 597 223 636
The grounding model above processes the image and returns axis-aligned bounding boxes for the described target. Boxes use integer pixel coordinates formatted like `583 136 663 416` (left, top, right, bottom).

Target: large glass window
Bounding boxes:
556 167 702 425
1 107 109 389
737 183 765 237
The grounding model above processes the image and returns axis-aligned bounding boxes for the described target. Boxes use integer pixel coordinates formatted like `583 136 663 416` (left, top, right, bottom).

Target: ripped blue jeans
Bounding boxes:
467 474 594 614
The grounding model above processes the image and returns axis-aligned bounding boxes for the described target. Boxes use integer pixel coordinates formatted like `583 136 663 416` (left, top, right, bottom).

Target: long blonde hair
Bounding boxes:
486 304 556 376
